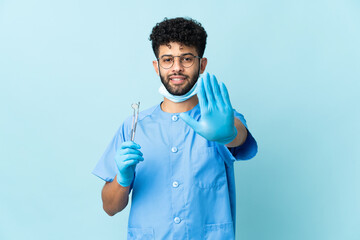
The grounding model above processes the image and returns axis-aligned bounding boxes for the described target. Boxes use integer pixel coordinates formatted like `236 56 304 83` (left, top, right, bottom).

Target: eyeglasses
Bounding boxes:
157 53 201 69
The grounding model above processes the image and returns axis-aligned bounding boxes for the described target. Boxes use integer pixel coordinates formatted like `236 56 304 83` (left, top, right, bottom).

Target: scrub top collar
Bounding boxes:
157 102 200 118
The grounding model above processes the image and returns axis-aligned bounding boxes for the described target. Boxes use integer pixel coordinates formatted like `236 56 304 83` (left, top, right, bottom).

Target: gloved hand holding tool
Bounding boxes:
179 72 237 145
115 141 143 187
115 102 142 187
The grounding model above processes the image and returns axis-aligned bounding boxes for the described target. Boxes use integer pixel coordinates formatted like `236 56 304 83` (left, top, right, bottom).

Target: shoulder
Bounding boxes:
233 109 247 128
116 104 160 141
138 104 160 121
123 103 160 126
233 109 244 118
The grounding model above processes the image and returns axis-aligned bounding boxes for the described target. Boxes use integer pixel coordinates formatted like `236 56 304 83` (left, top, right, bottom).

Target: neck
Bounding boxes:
161 95 199 113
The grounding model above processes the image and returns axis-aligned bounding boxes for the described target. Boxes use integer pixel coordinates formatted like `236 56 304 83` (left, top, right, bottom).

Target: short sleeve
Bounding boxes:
217 111 258 165
230 111 258 160
92 122 128 182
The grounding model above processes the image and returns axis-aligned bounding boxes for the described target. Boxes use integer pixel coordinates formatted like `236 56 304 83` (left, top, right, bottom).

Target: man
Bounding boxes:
93 17 257 239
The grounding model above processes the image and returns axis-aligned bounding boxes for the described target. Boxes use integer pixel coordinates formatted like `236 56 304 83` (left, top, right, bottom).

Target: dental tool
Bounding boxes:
130 102 140 141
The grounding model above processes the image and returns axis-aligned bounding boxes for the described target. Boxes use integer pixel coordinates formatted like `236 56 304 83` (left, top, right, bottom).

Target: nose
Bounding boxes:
172 56 184 72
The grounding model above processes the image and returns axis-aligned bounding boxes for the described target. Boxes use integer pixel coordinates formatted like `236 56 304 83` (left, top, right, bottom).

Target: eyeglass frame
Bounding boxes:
157 53 202 69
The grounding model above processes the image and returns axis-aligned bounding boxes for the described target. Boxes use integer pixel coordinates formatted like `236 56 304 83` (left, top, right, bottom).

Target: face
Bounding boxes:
153 42 207 96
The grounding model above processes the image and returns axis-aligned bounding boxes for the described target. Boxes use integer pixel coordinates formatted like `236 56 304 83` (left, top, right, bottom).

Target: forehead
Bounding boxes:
158 42 197 56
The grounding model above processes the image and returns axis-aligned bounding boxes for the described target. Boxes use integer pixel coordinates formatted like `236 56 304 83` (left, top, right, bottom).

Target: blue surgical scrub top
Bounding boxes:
92 103 257 240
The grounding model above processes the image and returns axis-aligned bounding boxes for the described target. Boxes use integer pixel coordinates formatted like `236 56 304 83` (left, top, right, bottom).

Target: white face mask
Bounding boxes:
158 81 199 103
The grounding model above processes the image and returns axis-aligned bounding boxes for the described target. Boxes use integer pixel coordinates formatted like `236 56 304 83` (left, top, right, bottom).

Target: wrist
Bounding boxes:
116 174 132 187
217 126 238 145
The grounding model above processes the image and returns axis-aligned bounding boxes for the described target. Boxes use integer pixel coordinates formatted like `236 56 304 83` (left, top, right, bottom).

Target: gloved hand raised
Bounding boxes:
115 141 143 187
179 72 237 145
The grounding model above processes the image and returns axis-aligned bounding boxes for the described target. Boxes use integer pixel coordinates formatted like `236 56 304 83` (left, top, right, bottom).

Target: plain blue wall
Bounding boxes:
1 0 359 239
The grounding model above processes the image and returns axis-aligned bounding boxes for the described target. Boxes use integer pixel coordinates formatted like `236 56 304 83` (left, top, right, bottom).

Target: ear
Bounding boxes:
153 60 159 75
200 58 208 74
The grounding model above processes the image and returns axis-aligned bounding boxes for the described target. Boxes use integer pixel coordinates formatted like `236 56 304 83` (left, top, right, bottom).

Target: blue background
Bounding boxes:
1 0 359 239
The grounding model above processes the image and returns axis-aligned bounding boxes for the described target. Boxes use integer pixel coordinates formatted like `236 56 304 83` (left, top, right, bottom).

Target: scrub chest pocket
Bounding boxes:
190 146 227 189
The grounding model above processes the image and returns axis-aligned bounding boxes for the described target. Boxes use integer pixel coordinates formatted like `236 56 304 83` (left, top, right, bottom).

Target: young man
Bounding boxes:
93 17 258 239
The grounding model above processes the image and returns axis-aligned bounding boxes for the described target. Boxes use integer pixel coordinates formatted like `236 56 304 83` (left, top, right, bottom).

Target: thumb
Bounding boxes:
179 112 200 130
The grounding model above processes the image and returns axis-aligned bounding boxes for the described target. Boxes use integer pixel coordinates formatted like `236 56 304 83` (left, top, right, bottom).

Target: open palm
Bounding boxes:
179 72 237 145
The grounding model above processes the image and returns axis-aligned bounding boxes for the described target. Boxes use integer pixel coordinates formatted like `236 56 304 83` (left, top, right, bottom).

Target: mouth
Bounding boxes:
169 75 187 85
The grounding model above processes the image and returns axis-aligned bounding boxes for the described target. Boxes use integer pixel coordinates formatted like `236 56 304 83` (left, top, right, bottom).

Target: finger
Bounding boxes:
123 154 144 162
203 72 215 108
121 141 141 149
115 152 144 163
197 76 207 110
179 112 200 131
220 82 233 109
210 74 225 108
122 159 141 168
118 148 143 156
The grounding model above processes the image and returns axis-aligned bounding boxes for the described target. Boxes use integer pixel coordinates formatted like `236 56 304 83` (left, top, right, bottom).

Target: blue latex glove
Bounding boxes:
179 72 237 145
115 141 144 187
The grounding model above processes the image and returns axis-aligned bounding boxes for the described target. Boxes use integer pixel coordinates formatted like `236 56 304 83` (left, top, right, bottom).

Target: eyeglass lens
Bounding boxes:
159 54 197 69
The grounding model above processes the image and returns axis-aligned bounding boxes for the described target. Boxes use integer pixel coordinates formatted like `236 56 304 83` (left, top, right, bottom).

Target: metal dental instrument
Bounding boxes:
130 102 140 141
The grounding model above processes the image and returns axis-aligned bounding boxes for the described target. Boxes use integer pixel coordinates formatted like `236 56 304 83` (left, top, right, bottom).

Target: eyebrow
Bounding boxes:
159 52 195 58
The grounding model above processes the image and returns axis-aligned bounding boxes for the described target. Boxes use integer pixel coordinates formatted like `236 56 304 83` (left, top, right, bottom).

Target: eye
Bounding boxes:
181 55 194 62
162 57 173 63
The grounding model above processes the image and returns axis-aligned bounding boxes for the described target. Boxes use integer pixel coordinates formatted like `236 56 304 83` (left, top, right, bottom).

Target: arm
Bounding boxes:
101 175 130 216
101 141 143 216
226 117 248 148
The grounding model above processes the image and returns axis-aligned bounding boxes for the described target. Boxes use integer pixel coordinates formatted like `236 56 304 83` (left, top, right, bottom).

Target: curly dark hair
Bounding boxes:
149 17 207 58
